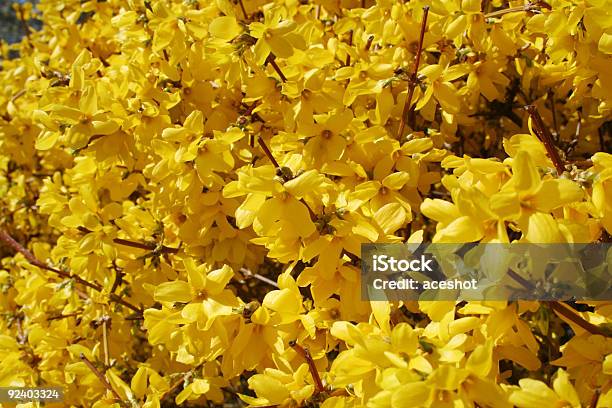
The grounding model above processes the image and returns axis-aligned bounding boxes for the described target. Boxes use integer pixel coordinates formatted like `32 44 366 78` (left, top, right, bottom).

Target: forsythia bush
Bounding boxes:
0 0 611 406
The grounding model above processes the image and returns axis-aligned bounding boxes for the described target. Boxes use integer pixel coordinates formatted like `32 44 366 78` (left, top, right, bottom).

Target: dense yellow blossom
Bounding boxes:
0 0 611 407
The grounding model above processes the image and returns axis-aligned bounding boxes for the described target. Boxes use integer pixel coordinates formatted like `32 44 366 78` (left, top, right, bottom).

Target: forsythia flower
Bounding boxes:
0 0 610 407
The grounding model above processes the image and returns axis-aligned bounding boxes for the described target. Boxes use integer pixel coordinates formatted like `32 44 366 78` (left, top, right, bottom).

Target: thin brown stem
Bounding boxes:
237 0 248 20
345 30 353 66
80 353 123 402
590 389 600 408
77 226 179 254
160 363 205 402
11 89 26 103
290 341 325 394
0 229 143 316
397 6 429 139
484 2 543 19
47 312 80 321
17 6 31 42
110 261 124 294
569 159 592 168
266 55 287 82
15 314 26 344
548 302 607 337
240 267 279 288
506 269 608 337
257 137 317 220
365 35 374 51
548 91 558 141
525 105 565 174
102 315 110 367
257 136 282 171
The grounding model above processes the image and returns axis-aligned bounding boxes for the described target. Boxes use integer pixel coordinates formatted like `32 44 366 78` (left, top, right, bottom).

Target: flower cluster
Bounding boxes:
0 0 611 407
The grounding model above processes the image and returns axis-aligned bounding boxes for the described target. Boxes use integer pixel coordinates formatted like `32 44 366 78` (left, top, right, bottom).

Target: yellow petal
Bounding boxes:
209 16 242 40
374 202 408 234
531 179 583 212
391 382 431 408
154 281 192 303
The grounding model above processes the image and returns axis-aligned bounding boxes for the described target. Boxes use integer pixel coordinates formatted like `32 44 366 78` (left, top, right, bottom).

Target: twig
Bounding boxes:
397 6 429 139
548 90 558 141
80 353 123 402
77 226 179 254
484 1 547 19
15 314 26 344
525 105 565 175
0 229 143 316
47 312 80 321
365 35 374 51
590 389 600 408
506 269 608 337
160 363 205 402
17 6 31 42
102 315 111 367
239 268 278 288
10 89 26 103
265 55 287 83
548 302 608 337
110 261 124 294
568 159 592 168
290 341 325 394
256 137 317 220
237 0 248 20
257 136 283 172
345 30 353 66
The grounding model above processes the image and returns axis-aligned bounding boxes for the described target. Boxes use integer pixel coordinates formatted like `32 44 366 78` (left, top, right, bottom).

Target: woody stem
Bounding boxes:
525 105 565 174
484 1 550 19
291 342 325 394
266 55 287 82
256 137 317 220
0 229 143 317
506 269 607 337
80 353 123 402
397 6 429 139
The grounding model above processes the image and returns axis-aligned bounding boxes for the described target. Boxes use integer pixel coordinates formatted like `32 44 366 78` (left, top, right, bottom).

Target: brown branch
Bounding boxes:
484 2 546 19
102 315 111 367
257 136 283 171
365 35 374 51
265 55 287 82
548 302 608 337
506 269 608 337
397 6 429 139
110 261 124 294
290 341 325 394
17 6 31 43
256 137 317 220
80 353 123 402
47 312 80 321
568 159 592 169
548 90 558 141
0 229 143 316
10 89 26 103
345 30 353 66
590 389 600 408
237 0 248 20
239 267 278 288
160 363 205 402
77 226 179 254
525 105 565 175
